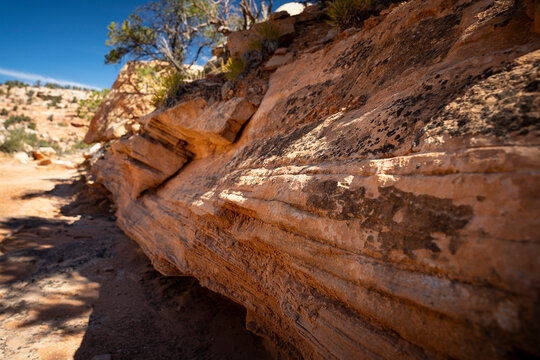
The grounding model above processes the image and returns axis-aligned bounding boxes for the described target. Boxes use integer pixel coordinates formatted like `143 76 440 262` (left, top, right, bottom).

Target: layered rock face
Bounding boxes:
92 0 540 358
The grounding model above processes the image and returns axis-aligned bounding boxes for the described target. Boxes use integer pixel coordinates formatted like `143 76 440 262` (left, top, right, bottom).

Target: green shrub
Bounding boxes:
26 90 34 98
4 80 27 90
44 82 62 89
48 115 53 121
0 128 37 153
65 140 90 154
5 114 33 128
13 105 18 112
0 89 4 96
248 38 264 51
0 108 8 116
326 0 374 29
44 95 62 108
151 70 185 108
257 22 281 40
71 97 78 103
222 58 245 80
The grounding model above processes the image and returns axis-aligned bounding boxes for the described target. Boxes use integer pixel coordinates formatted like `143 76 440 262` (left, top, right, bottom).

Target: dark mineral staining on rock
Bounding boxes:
305 180 473 256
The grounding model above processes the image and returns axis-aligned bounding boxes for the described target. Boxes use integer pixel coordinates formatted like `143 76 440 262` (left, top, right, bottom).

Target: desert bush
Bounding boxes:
48 115 53 121
71 97 78 103
151 69 185 108
4 80 27 90
257 22 280 40
248 38 264 51
44 95 62 108
13 105 18 112
5 115 33 128
0 109 8 116
222 58 245 80
0 128 37 153
45 82 63 89
65 140 90 154
26 90 35 98
326 0 374 29
246 22 281 55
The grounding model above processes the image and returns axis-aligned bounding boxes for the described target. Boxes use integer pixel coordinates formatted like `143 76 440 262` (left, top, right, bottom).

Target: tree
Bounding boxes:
105 0 273 73
105 0 213 73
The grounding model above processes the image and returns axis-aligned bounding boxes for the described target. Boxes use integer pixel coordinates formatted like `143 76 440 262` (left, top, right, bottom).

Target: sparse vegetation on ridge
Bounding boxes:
4 115 33 128
326 0 374 29
222 58 245 80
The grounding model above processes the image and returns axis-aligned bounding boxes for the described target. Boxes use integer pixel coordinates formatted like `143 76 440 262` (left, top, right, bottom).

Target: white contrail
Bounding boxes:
0 67 101 90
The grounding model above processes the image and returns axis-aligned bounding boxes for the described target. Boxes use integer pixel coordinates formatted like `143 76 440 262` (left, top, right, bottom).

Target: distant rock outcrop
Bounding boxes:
84 61 161 144
90 0 540 358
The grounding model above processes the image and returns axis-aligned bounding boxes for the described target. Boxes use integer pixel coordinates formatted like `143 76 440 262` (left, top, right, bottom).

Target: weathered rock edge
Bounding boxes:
93 0 540 358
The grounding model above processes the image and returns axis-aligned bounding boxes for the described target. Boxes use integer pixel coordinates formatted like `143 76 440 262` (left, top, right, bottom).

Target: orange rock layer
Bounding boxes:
92 0 540 358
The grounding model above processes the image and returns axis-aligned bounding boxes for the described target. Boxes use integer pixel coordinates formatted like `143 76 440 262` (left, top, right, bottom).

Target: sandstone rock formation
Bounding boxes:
84 61 162 144
91 0 540 358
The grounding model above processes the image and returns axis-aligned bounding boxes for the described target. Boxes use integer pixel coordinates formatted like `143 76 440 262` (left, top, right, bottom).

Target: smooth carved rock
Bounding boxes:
94 0 540 358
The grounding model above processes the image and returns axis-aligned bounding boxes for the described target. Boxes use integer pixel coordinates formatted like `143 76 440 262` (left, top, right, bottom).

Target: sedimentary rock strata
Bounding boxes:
92 0 540 358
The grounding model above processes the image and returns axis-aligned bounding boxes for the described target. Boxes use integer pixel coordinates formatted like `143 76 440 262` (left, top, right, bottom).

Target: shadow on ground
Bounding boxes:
0 177 271 360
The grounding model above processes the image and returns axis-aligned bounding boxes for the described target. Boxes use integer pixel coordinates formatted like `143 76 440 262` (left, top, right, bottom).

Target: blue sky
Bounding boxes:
0 1 151 89
0 1 290 90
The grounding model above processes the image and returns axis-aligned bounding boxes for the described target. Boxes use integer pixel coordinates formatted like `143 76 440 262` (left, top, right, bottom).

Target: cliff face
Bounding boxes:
91 0 540 358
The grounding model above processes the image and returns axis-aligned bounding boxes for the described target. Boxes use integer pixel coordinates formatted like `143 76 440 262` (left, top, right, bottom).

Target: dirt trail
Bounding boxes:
0 156 271 360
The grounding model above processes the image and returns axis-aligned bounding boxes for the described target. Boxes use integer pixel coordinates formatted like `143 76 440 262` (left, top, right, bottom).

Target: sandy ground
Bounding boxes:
0 156 271 360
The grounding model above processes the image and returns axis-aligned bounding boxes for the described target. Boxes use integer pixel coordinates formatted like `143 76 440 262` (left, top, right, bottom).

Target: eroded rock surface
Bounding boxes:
85 61 161 144
92 0 540 358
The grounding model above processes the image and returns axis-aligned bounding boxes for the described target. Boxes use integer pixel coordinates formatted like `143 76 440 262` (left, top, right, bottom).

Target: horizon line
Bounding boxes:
0 67 102 90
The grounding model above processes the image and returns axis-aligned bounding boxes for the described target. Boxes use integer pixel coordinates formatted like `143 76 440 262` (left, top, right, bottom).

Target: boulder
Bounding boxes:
227 31 261 61
32 147 56 160
84 61 164 144
37 159 52 166
13 152 29 164
275 2 306 16
83 143 102 160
